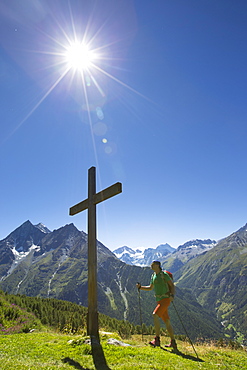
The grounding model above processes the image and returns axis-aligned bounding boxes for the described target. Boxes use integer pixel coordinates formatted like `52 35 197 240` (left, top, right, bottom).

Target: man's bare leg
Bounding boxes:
164 318 177 349
149 313 161 346
153 313 160 336
164 319 175 340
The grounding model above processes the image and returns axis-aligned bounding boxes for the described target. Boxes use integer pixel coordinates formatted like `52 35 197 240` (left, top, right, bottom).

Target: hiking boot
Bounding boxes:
149 336 160 347
165 339 177 349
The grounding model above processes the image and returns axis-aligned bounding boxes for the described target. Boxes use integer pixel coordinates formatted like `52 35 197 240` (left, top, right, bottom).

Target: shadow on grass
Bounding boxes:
62 357 90 369
91 335 111 370
62 335 111 370
160 346 204 362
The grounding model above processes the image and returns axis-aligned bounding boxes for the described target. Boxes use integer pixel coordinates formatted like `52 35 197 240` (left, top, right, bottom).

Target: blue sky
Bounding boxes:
1 0 247 251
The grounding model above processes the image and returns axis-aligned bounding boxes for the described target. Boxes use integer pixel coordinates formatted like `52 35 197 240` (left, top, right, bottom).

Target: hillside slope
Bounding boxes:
175 224 247 343
0 221 225 340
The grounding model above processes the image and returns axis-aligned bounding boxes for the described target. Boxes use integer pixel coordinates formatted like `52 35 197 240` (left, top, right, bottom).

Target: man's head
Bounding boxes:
151 260 162 272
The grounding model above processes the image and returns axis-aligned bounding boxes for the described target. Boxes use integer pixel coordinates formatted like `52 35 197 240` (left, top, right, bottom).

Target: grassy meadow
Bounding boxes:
0 330 246 370
0 291 246 369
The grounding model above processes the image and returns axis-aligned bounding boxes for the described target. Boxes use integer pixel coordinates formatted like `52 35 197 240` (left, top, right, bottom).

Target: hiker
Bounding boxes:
136 260 177 349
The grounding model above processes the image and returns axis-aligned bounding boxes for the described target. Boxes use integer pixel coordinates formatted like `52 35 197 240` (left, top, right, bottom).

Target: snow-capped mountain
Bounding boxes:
0 220 154 327
176 239 217 260
113 243 175 266
0 220 52 282
113 239 217 269
160 238 217 272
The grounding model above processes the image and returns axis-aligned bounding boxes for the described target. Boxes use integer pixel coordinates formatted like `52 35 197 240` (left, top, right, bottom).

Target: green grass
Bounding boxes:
0 331 246 370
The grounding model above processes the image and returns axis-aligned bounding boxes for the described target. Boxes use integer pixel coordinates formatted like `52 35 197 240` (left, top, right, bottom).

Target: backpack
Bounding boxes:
163 270 173 280
163 271 174 298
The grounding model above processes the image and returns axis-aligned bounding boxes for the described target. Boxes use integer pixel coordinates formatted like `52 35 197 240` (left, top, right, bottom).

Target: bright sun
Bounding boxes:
65 42 96 71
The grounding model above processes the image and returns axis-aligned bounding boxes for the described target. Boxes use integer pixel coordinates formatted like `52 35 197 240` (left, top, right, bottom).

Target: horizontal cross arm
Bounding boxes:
69 198 89 216
94 182 122 205
69 182 122 216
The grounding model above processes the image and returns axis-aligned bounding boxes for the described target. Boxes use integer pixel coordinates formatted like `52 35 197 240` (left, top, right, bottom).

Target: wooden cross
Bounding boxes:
69 166 122 338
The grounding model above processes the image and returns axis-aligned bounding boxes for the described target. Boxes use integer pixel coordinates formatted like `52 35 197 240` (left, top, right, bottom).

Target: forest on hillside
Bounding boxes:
0 290 160 338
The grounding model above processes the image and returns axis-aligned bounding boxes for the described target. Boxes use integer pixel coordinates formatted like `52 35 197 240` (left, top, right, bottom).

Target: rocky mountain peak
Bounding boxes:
113 246 135 255
113 243 175 266
177 239 216 252
156 243 175 253
4 220 47 253
34 223 51 234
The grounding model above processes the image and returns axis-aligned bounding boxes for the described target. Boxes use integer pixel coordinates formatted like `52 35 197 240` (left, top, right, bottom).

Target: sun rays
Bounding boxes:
2 1 152 155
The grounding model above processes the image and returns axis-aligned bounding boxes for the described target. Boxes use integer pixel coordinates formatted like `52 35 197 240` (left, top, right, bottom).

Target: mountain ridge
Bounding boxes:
1 220 246 342
114 239 216 270
113 243 175 266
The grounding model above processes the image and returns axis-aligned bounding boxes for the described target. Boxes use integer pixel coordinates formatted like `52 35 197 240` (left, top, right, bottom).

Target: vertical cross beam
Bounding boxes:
69 166 122 338
87 167 98 337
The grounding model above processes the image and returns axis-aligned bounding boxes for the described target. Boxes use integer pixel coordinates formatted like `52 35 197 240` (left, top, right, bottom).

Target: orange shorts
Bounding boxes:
153 298 170 322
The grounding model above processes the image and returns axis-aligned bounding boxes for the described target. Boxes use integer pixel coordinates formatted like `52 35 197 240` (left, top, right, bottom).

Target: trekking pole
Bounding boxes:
172 301 199 360
137 283 143 341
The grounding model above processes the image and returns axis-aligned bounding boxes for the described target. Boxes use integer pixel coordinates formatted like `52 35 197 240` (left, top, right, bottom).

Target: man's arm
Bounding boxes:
136 283 153 291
